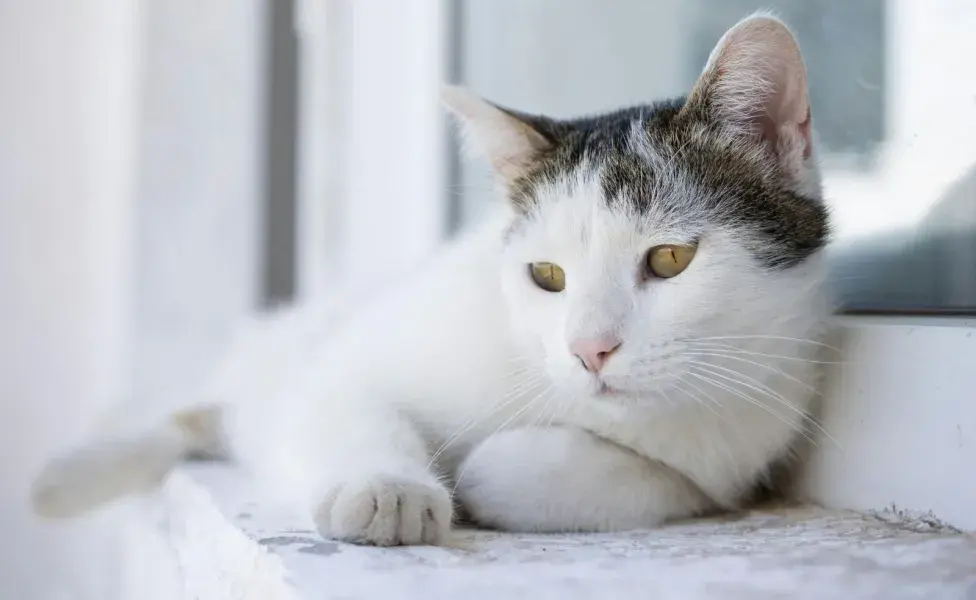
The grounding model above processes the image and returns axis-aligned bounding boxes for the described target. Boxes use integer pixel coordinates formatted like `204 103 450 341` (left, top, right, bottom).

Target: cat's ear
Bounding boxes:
441 85 555 183
682 13 812 164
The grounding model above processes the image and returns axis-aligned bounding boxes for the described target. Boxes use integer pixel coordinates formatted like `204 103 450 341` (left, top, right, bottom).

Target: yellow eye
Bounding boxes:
528 262 566 292
645 244 697 279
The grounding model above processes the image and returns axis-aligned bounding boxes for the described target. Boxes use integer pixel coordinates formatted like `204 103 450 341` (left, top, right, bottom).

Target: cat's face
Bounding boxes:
446 14 830 407
498 149 827 406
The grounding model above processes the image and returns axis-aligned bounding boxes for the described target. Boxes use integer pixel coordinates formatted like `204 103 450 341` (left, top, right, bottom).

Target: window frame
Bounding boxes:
295 0 451 301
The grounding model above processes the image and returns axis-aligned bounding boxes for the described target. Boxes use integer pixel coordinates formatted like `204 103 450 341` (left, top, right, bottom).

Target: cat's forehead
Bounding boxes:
507 98 829 269
515 166 701 255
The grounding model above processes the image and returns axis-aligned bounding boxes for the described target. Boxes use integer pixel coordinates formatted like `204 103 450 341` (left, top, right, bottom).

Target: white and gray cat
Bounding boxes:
31 14 831 546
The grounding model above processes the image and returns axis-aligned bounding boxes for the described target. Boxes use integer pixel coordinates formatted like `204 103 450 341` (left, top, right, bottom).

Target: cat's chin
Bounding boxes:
595 381 630 398
567 378 671 408
602 376 701 409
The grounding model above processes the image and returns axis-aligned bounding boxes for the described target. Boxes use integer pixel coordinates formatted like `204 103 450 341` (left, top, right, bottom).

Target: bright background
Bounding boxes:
2 0 974 596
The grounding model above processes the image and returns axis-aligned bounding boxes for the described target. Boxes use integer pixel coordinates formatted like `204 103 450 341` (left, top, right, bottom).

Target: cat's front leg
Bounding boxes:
300 406 453 546
454 427 714 533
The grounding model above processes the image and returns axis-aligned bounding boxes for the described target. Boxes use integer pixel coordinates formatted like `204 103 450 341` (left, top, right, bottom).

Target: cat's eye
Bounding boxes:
645 244 697 279
528 262 566 292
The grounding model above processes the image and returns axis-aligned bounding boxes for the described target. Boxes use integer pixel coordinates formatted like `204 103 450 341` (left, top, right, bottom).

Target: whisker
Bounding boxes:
502 365 532 379
504 365 532 379
685 369 820 448
683 335 842 354
427 375 545 469
450 385 555 499
544 394 565 430
670 380 724 421
660 388 679 409
687 360 804 409
682 341 848 365
686 362 839 449
671 379 742 467
426 393 525 469
675 375 723 410
677 350 821 394
502 373 547 401
487 385 554 448
532 387 559 428
504 357 537 372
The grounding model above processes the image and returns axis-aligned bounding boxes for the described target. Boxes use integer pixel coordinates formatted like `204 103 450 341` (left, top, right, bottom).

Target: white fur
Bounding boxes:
30 14 829 547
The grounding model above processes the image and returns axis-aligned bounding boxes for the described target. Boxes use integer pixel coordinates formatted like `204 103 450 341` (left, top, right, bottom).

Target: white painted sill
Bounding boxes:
798 315 976 531
111 465 973 600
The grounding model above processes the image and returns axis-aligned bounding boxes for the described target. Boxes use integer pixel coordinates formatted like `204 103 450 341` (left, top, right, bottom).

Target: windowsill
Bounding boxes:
124 464 971 598
834 312 976 323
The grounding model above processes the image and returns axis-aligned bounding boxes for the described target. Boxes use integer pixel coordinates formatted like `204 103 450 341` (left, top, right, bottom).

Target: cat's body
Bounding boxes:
31 14 832 546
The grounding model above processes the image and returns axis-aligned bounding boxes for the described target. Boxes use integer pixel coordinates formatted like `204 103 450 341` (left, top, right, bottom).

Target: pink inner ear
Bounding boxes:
798 106 812 159
759 102 812 160
758 113 779 147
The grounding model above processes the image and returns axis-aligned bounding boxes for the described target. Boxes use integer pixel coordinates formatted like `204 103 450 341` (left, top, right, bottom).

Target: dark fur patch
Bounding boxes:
502 98 830 270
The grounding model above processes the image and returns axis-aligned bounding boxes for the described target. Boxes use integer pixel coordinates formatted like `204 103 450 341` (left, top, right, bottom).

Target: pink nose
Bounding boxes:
569 336 621 373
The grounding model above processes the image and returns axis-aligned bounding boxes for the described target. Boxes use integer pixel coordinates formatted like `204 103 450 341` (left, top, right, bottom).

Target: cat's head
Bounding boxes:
445 14 830 407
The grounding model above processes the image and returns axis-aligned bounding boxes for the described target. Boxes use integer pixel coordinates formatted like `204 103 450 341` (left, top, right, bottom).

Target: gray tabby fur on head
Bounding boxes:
444 11 829 271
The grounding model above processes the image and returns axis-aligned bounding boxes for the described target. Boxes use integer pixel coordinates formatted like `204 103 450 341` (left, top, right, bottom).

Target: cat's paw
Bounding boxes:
313 476 452 546
455 427 711 533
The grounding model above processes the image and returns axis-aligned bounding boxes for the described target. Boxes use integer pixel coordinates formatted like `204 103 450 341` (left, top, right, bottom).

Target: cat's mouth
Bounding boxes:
596 381 626 396
592 376 660 400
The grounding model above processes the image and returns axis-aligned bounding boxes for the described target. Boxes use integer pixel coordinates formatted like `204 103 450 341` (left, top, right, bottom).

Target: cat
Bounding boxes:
31 13 831 547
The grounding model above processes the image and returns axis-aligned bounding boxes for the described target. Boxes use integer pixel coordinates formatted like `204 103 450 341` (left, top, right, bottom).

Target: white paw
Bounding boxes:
313 476 453 546
455 427 707 533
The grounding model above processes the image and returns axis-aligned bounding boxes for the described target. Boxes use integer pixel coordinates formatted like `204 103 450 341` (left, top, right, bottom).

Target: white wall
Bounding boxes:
0 1 141 596
132 0 266 401
799 319 976 531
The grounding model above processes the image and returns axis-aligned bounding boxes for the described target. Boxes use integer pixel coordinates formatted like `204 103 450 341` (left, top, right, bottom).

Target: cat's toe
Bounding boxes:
313 476 452 546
